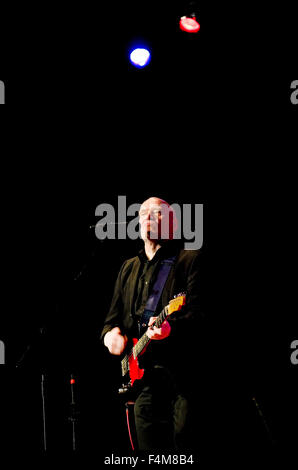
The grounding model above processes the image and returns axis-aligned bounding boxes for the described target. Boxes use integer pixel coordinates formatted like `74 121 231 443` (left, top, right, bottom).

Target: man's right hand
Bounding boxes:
104 327 128 355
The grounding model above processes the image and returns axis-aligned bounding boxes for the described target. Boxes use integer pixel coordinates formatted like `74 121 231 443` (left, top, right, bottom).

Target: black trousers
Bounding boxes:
133 365 193 452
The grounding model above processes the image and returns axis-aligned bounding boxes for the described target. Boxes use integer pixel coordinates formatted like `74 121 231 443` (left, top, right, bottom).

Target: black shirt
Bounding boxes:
134 246 166 318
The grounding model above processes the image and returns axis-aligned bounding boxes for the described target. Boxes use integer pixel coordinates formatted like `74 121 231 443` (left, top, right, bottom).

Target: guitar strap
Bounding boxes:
138 255 177 334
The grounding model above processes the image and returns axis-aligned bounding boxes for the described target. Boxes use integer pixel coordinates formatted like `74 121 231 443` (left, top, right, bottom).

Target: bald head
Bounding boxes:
139 197 178 242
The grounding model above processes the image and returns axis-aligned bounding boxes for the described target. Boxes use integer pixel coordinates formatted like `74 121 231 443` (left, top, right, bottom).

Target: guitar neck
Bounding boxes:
133 306 169 358
121 294 185 380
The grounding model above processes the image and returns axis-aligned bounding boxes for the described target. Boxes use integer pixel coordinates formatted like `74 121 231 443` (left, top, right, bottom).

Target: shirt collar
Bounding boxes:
137 240 182 264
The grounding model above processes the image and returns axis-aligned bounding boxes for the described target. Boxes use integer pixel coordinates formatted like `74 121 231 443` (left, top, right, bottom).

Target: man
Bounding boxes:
101 197 205 452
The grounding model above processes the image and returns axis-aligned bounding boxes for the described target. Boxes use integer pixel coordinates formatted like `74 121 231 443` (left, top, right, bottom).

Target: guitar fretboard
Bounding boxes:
133 306 168 358
121 306 169 376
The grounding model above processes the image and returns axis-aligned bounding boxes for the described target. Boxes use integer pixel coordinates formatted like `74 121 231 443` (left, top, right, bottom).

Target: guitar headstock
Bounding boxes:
167 293 186 316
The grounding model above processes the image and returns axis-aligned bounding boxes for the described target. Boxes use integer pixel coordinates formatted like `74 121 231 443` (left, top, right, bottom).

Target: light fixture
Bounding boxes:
129 47 151 68
179 1 200 33
179 15 200 33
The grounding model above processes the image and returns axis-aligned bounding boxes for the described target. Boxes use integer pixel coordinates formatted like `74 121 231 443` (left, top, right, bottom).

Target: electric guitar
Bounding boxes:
118 293 186 394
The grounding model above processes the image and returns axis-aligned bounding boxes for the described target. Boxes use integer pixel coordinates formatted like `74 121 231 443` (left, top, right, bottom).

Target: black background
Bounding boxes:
0 0 297 467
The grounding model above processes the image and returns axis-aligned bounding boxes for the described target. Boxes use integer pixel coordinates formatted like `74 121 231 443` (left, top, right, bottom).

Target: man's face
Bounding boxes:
139 198 176 242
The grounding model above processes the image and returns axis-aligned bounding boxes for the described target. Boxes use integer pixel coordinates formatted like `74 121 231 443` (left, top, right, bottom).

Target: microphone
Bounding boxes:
89 221 129 229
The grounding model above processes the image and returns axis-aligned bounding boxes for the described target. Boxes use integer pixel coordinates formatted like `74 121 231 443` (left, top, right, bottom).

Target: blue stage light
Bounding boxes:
129 48 151 68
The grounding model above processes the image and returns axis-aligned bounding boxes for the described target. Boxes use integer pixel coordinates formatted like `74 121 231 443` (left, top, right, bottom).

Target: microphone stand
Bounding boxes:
14 225 119 453
41 373 47 452
68 374 80 451
56 238 103 451
15 327 48 452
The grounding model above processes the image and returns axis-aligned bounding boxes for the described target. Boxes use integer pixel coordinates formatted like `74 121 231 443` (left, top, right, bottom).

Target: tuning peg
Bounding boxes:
177 292 186 298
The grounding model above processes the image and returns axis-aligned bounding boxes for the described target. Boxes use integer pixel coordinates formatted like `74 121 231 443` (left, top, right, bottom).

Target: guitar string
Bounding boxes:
122 308 167 367
122 317 162 371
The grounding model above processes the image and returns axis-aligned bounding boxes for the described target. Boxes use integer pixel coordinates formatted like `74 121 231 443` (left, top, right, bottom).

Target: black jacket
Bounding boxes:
100 242 205 393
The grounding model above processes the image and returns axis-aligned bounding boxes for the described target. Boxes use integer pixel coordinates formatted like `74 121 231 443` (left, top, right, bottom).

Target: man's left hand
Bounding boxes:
146 317 171 340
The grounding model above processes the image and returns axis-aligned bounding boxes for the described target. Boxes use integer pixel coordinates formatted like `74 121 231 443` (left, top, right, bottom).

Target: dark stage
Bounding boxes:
0 187 297 467
0 0 297 467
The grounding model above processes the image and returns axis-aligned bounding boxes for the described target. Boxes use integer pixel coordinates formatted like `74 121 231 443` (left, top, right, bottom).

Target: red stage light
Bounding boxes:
179 16 200 33
70 378 75 385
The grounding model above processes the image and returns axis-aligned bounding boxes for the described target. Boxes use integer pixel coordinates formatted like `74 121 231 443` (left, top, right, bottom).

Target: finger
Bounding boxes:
147 327 161 339
146 328 156 339
148 316 157 326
